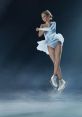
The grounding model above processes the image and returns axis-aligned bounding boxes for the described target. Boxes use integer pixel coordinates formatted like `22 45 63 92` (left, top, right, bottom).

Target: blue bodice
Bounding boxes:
44 21 56 43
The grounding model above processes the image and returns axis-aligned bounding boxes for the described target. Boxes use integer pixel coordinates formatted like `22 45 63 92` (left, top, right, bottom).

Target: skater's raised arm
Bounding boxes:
36 24 46 37
38 27 50 31
38 24 44 37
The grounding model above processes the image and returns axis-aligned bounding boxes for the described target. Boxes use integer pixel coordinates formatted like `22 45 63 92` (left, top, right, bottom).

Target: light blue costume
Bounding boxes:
36 21 64 55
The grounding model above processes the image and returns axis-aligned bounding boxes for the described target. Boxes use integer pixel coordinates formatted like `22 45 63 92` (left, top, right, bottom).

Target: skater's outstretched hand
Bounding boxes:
36 24 45 37
36 27 39 31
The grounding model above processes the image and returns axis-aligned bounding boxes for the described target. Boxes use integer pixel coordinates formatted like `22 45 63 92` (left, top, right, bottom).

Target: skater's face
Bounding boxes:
41 13 50 22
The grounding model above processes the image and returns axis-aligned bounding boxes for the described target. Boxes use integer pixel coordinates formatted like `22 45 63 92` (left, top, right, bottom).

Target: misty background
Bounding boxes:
0 0 82 117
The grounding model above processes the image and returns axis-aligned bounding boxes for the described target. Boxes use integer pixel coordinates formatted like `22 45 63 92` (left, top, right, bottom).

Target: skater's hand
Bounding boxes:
36 27 39 31
36 24 45 37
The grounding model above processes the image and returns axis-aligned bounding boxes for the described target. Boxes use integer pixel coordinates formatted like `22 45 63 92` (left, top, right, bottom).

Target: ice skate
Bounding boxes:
50 74 58 88
58 79 66 91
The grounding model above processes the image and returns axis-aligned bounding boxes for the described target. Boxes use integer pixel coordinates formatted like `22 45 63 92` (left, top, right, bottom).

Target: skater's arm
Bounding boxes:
36 24 50 37
38 23 50 31
38 24 44 37
36 24 45 37
38 27 50 31
38 22 56 31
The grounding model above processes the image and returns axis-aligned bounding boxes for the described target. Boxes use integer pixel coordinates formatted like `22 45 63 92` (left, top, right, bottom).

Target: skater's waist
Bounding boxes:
45 38 59 44
45 33 56 40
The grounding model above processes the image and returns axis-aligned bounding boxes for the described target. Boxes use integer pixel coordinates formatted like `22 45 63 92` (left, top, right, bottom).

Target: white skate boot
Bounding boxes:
50 74 58 88
58 79 66 91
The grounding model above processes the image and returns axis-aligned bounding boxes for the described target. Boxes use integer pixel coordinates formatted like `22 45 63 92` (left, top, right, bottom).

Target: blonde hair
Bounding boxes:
41 10 53 20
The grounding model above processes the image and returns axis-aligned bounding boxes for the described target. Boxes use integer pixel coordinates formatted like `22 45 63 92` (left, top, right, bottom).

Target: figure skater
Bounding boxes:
36 10 66 91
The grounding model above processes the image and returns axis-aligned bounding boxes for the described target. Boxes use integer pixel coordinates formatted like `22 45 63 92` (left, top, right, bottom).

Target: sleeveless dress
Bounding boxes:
36 21 64 55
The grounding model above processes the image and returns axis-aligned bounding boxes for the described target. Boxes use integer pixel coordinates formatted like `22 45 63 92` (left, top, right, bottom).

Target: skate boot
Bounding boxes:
58 79 66 91
50 74 58 88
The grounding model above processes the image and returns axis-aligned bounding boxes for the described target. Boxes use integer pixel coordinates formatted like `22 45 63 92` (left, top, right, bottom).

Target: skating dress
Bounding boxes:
36 21 64 55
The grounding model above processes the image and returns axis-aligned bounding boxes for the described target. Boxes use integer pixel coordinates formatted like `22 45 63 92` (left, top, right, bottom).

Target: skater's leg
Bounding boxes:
56 44 63 79
57 66 63 80
47 43 66 90
47 45 58 87
54 42 62 80
47 44 63 80
47 45 55 65
54 42 66 91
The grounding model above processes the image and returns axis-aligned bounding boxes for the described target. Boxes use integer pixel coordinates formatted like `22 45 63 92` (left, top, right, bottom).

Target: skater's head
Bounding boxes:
41 10 53 22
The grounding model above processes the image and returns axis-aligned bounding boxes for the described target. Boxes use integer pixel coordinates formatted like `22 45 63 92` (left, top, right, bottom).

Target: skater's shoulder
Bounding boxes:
50 21 56 24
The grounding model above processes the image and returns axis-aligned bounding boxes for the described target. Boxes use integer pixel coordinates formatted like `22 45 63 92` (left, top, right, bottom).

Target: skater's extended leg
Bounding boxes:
47 44 62 80
54 42 66 91
47 45 58 87
54 42 62 79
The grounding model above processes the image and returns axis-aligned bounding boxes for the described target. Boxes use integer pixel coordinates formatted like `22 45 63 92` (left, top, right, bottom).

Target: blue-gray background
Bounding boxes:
0 0 82 117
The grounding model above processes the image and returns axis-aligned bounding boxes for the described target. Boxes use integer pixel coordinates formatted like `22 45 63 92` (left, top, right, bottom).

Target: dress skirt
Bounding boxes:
36 33 64 55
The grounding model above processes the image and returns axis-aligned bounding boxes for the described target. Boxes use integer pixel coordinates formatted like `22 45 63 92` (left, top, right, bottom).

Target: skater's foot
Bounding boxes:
50 74 58 88
58 79 66 91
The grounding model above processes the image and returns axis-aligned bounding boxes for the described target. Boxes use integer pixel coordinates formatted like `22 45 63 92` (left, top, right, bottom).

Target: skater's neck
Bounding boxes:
45 21 51 27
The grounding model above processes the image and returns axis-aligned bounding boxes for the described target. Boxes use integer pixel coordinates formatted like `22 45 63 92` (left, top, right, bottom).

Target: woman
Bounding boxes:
36 10 66 91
